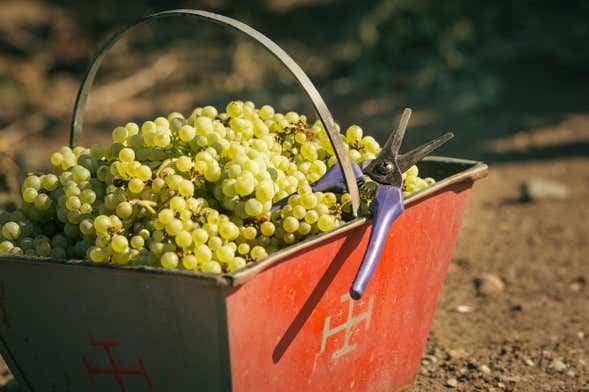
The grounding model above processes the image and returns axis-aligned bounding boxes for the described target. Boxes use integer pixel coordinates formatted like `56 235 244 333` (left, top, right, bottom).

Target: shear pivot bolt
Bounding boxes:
375 161 394 175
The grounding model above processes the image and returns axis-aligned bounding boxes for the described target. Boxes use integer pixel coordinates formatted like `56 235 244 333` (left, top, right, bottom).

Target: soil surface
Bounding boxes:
1 158 587 391
409 157 589 391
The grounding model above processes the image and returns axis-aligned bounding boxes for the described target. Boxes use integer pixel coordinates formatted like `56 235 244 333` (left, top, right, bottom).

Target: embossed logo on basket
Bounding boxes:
82 339 152 392
320 293 374 359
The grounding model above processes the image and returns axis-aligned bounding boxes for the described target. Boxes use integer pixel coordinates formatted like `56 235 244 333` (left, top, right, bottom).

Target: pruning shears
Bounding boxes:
274 108 453 300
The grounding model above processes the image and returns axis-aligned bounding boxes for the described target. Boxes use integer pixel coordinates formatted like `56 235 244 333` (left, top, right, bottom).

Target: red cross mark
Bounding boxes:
82 339 152 392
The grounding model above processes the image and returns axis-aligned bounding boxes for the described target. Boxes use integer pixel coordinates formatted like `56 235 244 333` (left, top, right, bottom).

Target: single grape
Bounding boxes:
160 252 179 269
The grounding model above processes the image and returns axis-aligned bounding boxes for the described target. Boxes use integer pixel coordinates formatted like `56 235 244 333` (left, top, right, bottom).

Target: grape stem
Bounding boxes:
155 159 173 177
129 199 157 214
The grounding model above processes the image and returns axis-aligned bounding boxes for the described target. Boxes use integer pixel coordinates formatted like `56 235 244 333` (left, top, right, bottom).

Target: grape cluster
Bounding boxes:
0 101 435 273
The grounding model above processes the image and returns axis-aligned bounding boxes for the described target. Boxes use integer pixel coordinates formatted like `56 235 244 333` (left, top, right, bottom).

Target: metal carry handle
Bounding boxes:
69 9 361 216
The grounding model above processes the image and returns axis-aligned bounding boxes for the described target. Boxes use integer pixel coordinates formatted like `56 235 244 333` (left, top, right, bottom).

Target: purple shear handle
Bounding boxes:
271 161 364 211
311 160 364 193
350 185 404 300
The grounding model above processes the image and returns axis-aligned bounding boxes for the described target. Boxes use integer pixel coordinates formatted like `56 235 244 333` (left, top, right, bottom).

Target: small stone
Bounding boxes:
566 370 576 378
475 273 505 296
421 354 438 366
523 357 535 366
570 276 586 292
446 378 458 388
550 359 567 372
449 349 468 360
521 177 570 201
456 305 472 313
497 382 506 389
503 375 520 383
480 364 491 374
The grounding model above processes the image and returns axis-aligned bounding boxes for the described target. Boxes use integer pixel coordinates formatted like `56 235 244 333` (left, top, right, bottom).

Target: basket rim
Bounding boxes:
0 155 488 288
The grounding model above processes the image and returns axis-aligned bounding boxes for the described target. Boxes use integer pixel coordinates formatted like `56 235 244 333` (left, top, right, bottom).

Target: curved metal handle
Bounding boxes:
69 9 360 216
350 185 404 300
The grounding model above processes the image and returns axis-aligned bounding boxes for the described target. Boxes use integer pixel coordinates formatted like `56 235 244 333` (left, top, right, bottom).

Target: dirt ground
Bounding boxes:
409 157 589 391
1 158 587 392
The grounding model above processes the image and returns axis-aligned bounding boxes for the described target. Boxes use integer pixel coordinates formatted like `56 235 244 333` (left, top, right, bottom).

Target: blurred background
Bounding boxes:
0 0 587 390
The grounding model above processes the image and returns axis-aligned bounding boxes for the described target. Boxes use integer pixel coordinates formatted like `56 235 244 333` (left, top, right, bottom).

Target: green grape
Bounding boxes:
195 244 212 263
119 148 135 162
219 221 239 240
201 260 222 273
80 189 97 204
89 247 108 263
112 126 128 143
226 101 244 118
237 243 250 255
259 105 275 120
178 180 195 197
165 219 183 236
227 257 246 272
23 175 41 190
116 202 133 219
282 216 299 233
241 226 257 241
111 235 129 253
317 214 336 232
41 174 59 191
244 199 263 217
235 172 255 196
34 193 52 211
0 241 14 254
170 196 187 212
130 235 144 249
128 178 145 194
50 152 64 167
182 255 198 270
192 228 208 244
292 205 306 220
1 222 21 241
175 156 191 172
175 231 192 249
345 125 363 144
22 188 38 203
66 196 81 211
250 246 268 261
9 247 23 256
260 221 275 236
216 245 235 263
160 252 179 269
208 236 223 251
301 142 318 161
298 222 312 235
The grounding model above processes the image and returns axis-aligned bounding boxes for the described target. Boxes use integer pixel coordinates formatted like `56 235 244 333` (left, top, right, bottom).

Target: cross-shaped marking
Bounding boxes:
320 293 374 359
82 339 152 392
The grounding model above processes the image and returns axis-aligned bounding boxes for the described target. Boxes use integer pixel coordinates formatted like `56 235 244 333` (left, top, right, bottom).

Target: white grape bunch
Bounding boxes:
0 101 435 273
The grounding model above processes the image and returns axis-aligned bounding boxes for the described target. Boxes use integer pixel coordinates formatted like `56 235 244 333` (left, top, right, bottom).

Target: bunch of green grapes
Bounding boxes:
0 101 436 273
